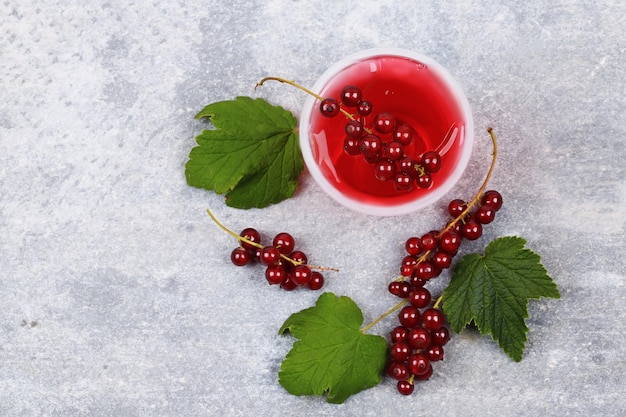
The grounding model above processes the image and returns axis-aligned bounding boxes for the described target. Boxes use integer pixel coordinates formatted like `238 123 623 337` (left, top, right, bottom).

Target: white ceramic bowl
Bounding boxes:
299 48 474 216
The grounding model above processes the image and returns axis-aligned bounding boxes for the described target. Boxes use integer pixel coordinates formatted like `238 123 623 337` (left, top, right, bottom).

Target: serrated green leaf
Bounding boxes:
185 96 303 208
278 292 388 404
442 236 560 362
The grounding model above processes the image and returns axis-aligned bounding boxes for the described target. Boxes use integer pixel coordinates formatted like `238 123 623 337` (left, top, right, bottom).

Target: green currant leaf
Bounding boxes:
185 96 303 208
442 236 561 362
278 292 388 404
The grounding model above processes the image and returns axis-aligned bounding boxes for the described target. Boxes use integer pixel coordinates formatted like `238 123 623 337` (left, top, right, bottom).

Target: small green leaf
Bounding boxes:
185 96 303 208
278 292 388 404
442 236 560 362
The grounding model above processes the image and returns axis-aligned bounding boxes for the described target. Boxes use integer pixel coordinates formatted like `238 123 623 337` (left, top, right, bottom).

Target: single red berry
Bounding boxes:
279 275 298 291
343 136 361 155
272 232 295 254
386 141 404 161
409 275 427 288
393 173 414 192
433 251 453 269
374 112 396 133
408 353 431 376
307 271 324 290
387 361 410 381
422 308 445 330
415 173 433 189
421 151 442 173
448 199 468 218
476 204 496 224
461 220 483 240
426 345 444 361
432 327 450 346
231 247 251 266
375 159 397 181
260 246 281 266
292 264 312 285
319 98 340 117
405 236 423 256
397 380 415 395
414 363 433 380
414 260 441 280
390 342 411 361
409 287 432 308
420 231 438 250
340 85 362 107
438 230 462 255
390 326 409 343
357 100 373 116
239 227 261 251
344 120 364 137
398 305 421 328
398 157 416 174
265 264 286 285
481 190 503 211
288 250 308 265
359 134 382 158
408 327 432 350
393 124 414 146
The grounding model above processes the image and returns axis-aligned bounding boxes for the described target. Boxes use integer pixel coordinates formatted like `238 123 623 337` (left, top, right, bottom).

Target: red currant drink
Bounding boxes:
300 49 473 216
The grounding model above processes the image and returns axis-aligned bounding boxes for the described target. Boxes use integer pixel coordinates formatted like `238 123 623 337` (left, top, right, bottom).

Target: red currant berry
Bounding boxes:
388 280 411 298
319 98 340 117
292 264 312 285
260 246 281 266
409 275 427 288
280 275 298 291
408 327 432 350
387 361 410 381
393 173 414 192
414 261 441 280
433 327 450 346
343 136 361 156
481 190 503 211
415 173 433 189
340 85 361 107
239 227 261 251
390 326 409 343
426 345 444 361
273 232 295 254
390 342 411 361
422 308 445 330
448 199 468 218
397 380 415 395
231 247 251 266
476 204 496 224
461 220 483 240
421 151 442 173
398 305 421 328
385 141 404 161
438 230 462 255
307 271 324 290
398 157 416 174
265 264 286 285
420 231 438 251
357 100 373 116
359 134 382 158
375 159 397 181
414 363 433 380
374 112 396 133
433 251 453 269
405 236 423 256
408 353 431 376
393 124 414 146
288 250 308 265
344 120 364 137
409 287 432 308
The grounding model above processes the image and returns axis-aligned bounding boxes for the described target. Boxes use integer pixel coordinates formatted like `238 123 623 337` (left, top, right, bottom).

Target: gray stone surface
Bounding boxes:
1 1 625 416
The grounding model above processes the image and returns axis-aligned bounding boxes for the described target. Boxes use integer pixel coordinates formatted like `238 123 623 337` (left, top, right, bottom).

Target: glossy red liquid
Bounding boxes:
306 55 468 207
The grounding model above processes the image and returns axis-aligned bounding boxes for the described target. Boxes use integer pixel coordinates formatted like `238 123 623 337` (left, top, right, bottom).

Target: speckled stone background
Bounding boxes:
1 1 625 416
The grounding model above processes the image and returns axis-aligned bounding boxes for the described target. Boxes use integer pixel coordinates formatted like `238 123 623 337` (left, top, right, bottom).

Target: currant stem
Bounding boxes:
206 208 338 272
361 299 407 333
255 76 357 122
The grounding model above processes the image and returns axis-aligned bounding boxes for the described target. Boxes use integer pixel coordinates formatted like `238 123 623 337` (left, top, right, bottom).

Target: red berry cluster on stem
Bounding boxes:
319 85 442 193
231 228 325 291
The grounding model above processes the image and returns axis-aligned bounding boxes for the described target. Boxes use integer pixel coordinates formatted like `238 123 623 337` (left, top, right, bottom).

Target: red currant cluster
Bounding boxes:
319 85 442 192
386 189 503 394
230 228 324 291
